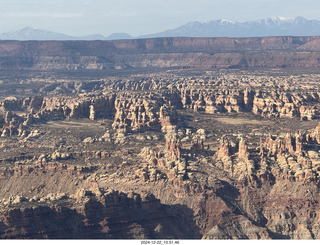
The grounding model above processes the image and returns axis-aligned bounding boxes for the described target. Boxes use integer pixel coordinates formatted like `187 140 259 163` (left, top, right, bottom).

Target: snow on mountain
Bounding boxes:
1 17 320 41
141 17 320 38
0 27 135 41
0 27 76 40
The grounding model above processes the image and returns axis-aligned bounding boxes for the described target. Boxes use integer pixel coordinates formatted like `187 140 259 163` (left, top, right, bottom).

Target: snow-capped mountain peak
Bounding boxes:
0 27 75 40
218 19 237 25
0 27 134 41
141 17 320 38
1 16 320 40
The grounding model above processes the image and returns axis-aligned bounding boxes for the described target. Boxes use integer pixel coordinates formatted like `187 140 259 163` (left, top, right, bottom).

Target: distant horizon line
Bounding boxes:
1 16 320 38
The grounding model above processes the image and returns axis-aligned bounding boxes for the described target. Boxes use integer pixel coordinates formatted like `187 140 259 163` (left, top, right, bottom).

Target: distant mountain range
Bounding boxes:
0 27 114 41
1 17 320 41
143 16 320 38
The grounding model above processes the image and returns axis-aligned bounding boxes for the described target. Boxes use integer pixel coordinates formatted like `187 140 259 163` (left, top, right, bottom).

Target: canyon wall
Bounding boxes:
1 37 320 70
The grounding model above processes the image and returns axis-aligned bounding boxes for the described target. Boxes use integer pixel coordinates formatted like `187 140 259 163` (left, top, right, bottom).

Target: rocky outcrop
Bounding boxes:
251 90 320 120
112 94 160 134
180 87 320 120
2 74 320 140
0 190 199 239
214 122 320 186
41 94 116 120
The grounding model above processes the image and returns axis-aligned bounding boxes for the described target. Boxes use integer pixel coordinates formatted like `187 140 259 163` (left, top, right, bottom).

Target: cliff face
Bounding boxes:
0 191 199 239
1 37 320 70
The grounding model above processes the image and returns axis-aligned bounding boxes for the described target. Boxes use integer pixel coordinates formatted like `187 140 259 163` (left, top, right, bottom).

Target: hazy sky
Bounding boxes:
1 0 320 36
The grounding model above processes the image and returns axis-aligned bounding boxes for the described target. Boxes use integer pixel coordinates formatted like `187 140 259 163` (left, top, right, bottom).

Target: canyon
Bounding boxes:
1 37 320 239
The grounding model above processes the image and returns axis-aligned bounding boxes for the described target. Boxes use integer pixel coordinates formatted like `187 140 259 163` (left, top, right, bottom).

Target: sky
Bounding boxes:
1 0 320 37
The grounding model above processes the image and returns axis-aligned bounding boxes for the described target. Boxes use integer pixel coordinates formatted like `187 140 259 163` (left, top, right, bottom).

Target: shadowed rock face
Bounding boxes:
0 191 200 239
1 37 320 70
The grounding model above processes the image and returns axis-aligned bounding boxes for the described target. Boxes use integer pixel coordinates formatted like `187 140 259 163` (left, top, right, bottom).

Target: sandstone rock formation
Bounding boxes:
0 189 199 239
2 37 320 71
1 66 320 239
